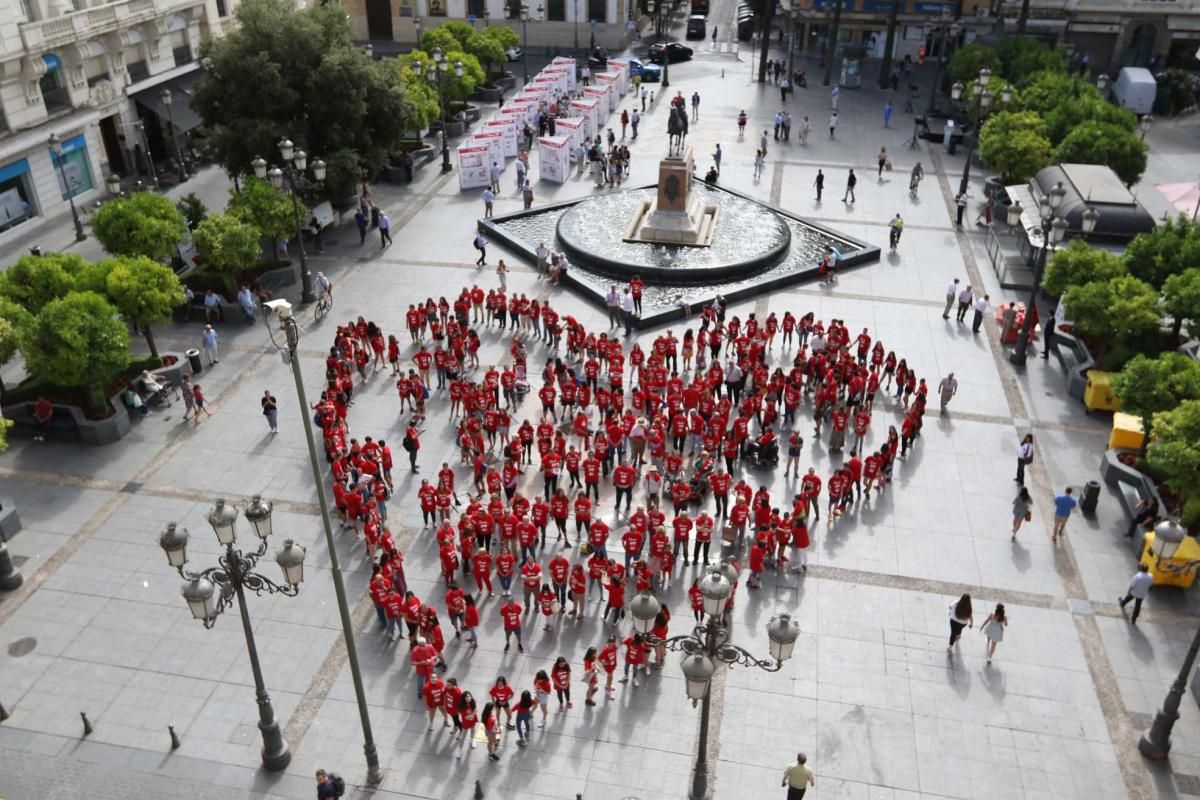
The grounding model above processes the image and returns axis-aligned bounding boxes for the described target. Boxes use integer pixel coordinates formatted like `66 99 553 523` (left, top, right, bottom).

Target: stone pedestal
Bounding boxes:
625 147 718 246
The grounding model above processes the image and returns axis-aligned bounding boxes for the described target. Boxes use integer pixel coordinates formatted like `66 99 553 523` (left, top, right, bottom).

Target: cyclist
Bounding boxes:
888 214 904 251
736 110 747 141
909 162 924 197
315 271 333 300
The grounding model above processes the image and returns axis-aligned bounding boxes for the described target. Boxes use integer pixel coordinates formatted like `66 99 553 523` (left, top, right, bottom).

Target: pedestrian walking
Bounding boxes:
316 769 341 799
842 168 856 203
883 100 893 128
781 753 815 799
481 187 495 218
641 86 648 111
489 162 502 193
378 211 392 247
937 372 957 414
779 77 789 104
971 293 990 334
1126 497 1159 538
947 593 973 653
691 91 700 121
515 157 527 190
473 232 488 266
33 396 53 441
799 115 810 143
830 84 839 110
712 143 722 174
1015 434 1034 484
760 130 769 158
712 25 718 44
180 375 195 421
522 180 534 209
1119 564 1154 624
201 324 219 365
261 390 278 433
355 208 368 245
981 603 1007 663
1051 487 1077 543
496 260 508 292
955 284 973 323
975 195 994 226
877 147 888 179
631 109 640 139
942 278 959 319
813 169 824 201
754 150 765 181
191 383 212 424
1011 486 1032 541
829 111 838 139
954 192 967 226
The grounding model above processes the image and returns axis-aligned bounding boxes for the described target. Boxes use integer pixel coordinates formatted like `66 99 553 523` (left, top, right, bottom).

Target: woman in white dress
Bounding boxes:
982 603 1007 664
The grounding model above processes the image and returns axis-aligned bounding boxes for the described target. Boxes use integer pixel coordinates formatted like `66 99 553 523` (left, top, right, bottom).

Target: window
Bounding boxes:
19 0 35 19
39 71 70 115
588 0 604 23
216 0 227 15
547 0 564 19
427 0 447 15
50 135 94 201
468 0 486 15
127 59 150 82
398 0 414 16
0 159 38 234
171 31 192 66
507 0 520 18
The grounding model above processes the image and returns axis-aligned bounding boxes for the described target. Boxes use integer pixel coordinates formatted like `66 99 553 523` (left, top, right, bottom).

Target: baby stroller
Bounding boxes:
747 437 779 470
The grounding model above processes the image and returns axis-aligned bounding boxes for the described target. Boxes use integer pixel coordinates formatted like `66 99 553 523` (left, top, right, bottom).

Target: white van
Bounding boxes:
1111 67 1157 116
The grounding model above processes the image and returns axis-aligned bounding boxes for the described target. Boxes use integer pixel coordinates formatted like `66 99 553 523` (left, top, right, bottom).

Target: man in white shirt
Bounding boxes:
937 373 958 414
781 752 815 799
943 278 960 319
956 284 974 323
1119 564 1154 624
972 293 991 334
605 286 621 329
620 289 635 337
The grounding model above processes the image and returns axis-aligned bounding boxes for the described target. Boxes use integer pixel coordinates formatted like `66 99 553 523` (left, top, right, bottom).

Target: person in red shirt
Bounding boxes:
612 459 638 514
748 538 766 588
552 655 573 710
568 563 587 618
520 555 543 609
582 647 600 706
604 573 626 625
410 636 438 698
463 595 480 647
598 635 619 699
688 577 705 621
573 491 593 539
499 598 524 653
800 468 822 521
444 581 466 637
538 583 557 631
620 633 648 687
423 673 449 730
488 676 515 729
495 542 516 597
472 547 494 596
622 525 645 571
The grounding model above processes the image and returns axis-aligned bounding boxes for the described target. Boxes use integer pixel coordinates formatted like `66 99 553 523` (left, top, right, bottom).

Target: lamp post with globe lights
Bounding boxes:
950 68 1009 196
414 48 463 174
48 132 87 242
158 497 305 772
251 139 325 304
160 88 187 180
630 564 799 799
1010 180 1073 365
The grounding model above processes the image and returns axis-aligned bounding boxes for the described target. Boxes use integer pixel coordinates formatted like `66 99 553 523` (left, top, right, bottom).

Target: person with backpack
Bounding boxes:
315 769 345 799
403 417 422 472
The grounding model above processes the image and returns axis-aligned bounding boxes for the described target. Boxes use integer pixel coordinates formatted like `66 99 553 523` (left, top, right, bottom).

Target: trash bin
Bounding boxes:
1080 480 1101 516
186 348 203 375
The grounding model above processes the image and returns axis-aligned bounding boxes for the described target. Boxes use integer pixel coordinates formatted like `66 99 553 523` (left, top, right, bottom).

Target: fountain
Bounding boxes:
482 145 879 328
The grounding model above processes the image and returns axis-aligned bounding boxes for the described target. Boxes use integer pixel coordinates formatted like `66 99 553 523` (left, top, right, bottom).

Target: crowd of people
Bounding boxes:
304 268 933 764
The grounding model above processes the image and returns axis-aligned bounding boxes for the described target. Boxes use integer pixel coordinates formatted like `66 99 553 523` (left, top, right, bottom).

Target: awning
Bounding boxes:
42 53 62 73
131 69 204 133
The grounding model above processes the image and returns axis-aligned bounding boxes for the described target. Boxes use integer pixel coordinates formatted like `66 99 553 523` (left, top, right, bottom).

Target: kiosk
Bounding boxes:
457 141 492 189
538 135 571 184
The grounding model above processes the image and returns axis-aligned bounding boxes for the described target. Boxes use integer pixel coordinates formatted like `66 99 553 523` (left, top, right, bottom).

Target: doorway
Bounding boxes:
99 114 126 175
366 0 394 41
1124 23 1156 67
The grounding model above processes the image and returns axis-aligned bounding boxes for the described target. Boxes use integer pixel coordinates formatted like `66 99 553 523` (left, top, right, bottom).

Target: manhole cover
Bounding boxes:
7 637 36 658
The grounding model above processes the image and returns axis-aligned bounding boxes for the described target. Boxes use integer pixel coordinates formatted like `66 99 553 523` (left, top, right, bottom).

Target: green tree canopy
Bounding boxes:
192 0 416 199
1113 353 1200 455
227 177 295 243
0 253 89 313
194 213 263 281
997 36 1067 84
90 192 187 262
1064 274 1162 343
979 111 1052 182
1041 94 1137 146
1052 121 1148 186
0 298 32 395
1124 214 1200 290
1163 268 1200 339
1042 239 1127 298
389 55 443 133
176 193 208 231
1147 399 1200 528
1017 70 1096 114
19 291 131 414
101 257 186 358
949 43 1003 83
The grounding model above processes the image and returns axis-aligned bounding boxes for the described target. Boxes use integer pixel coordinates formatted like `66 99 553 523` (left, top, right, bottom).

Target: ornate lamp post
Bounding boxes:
48 133 86 242
105 172 122 198
1139 114 1154 140
520 3 543 85
1010 180 1069 366
158 498 306 771
1096 72 1111 95
924 10 959 117
414 49 462 174
261 299 384 785
648 0 670 88
251 140 326 304
950 68 1008 196
630 565 800 800
160 88 187 180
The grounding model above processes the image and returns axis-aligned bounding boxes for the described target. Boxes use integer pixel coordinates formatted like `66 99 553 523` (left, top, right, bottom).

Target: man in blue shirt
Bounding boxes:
1052 487 1077 542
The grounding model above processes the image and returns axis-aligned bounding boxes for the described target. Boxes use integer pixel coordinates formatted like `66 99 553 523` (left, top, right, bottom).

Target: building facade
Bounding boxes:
0 0 233 247
344 0 633 54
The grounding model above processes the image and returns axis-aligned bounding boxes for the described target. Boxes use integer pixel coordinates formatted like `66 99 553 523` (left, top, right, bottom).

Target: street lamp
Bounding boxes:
519 3 542 85
251 139 326 304
48 132 86 242
925 11 959 116
1010 181 1069 365
158 497 306 772
160 88 188 180
261 299 383 785
105 173 122 197
1139 114 1153 140
573 0 580 54
413 15 422 47
629 570 800 799
953 68 998 196
414 49 462 173
1096 72 1110 94
648 0 670 88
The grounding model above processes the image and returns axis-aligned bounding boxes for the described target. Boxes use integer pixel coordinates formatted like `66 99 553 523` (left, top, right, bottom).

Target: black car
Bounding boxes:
648 41 694 63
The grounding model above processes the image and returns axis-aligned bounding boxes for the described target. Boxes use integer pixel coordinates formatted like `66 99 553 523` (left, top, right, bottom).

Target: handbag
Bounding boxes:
1025 510 1032 522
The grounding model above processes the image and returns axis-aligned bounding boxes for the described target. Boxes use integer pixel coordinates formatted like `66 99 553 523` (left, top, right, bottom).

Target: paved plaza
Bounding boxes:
4 27 1200 800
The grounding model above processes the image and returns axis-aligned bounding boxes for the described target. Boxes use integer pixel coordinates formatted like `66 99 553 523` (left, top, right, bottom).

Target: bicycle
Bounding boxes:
314 291 333 323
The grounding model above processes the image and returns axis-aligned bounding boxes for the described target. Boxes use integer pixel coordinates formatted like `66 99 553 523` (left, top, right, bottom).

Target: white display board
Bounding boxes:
483 118 518 158
504 97 538 126
538 135 571 184
543 66 573 95
554 116 586 149
550 56 578 91
473 131 505 174
457 142 492 190
595 73 622 108
531 77 562 104
584 84 615 115
606 60 630 94
568 98 601 140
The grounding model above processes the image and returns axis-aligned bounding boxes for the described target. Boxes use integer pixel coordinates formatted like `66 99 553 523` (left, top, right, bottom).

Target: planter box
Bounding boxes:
156 353 191 383
472 85 503 102
1100 448 1172 555
445 120 466 137
3 392 133 446
1049 326 1094 402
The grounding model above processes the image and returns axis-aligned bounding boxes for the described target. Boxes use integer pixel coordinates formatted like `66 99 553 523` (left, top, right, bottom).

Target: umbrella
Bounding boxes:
1155 182 1200 216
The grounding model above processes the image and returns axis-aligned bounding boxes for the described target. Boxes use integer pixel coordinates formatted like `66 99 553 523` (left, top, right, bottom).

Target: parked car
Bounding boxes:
686 15 707 39
648 41 695 63
626 57 663 82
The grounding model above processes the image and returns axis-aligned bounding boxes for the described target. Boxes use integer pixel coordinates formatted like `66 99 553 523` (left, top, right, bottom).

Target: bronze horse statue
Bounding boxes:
667 104 688 156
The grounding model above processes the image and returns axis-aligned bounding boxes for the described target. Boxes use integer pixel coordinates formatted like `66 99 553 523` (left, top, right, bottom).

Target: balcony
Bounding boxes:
19 0 205 52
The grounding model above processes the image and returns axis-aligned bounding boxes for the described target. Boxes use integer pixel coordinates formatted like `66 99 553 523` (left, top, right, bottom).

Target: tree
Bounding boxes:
101 257 186 358
193 214 263 289
1156 69 1199 116
1052 121 1148 186
1113 353 1200 457
90 192 187 262
19 292 131 415
1042 240 1126 298
0 253 89 313
0 414 9 453
177 193 209 231
0 298 32 396
227 177 295 245
997 36 1066 84
482 27 518 69
1017 70 1094 114
1041 94 1137 147
390 55 444 133
1163 268 1200 339
949 43 1002 83
1147 400 1200 528
1124 214 1200 290
978 111 1052 182
192 0 416 200
1064 274 1162 342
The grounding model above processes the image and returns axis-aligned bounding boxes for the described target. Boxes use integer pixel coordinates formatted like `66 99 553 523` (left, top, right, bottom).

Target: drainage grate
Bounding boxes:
7 637 37 658
1176 773 1200 796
